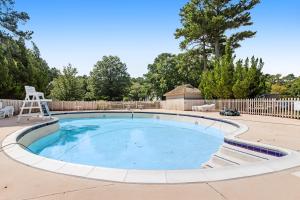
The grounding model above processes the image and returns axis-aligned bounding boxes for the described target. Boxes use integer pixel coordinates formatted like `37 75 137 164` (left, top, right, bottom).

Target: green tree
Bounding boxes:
199 70 215 99
271 84 287 95
0 0 33 39
0 37 57 99
175 0 259 69
27 43 53 94
265 73 297 95
50 64 83 100
90 56 130 101
265 73 282 93
200 44 266 99
212 42 235 98
0 44 13 97
127 77 151 101
289 78 300 97
246 57 266 97
232 57 266 98
232 60 249 98
145 53 181 99
0 1 60 99
282 74 296 84
176 51 203 87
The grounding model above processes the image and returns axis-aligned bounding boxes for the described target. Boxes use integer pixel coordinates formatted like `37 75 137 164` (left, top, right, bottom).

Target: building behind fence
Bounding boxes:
1 98 299 119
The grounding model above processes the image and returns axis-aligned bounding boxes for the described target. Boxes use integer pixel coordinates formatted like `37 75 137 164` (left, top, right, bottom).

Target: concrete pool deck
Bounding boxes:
0 110 300 200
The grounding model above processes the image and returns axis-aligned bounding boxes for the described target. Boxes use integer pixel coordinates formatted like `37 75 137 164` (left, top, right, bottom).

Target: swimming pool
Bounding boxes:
5 111 299 183
28 116 224 170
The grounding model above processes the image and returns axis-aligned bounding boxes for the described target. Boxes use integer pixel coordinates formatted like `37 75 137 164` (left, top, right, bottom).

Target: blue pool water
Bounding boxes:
28 117 224 170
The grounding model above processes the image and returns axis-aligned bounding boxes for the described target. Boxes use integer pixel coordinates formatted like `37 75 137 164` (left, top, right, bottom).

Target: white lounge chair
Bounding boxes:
18 86 52 121
0 102 14 118
192 104 215 112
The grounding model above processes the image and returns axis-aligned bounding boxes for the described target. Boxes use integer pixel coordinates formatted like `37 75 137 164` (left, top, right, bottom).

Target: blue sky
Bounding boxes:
16 0 300 77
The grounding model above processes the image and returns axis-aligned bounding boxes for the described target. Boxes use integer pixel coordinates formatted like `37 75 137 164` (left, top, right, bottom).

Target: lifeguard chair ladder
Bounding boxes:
18 86 52 121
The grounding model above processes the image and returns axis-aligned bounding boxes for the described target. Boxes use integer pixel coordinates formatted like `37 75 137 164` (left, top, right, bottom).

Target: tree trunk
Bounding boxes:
202 42 208 70
203 53 207 70
215 40 220 58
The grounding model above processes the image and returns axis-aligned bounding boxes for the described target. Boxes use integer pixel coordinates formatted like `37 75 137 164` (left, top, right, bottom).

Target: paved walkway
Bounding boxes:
0 111 300 200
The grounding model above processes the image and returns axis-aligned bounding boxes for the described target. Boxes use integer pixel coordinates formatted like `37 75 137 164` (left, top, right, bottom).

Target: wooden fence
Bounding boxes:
1 98 299 119
0 99 160 115
49 101 160 111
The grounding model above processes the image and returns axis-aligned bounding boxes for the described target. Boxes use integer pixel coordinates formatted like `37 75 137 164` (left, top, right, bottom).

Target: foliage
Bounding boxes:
212 43 235 98
50 64 84 101
78 75 95 101
265 74 298 97
175 0 259 69
0 0 33 39
245 57 266 98
0 2 57 99
145 52 204 99
200 44 266 99
127 77 151 101
199 70 215 99
145 53 181 99
271 84 287 95
0 37 56 99
289 78 300 97
90 56 131 101
176 50 203 87
231 60 249 98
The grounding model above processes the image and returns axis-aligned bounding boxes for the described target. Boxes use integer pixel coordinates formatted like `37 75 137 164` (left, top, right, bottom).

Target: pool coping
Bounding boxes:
2 111 300 184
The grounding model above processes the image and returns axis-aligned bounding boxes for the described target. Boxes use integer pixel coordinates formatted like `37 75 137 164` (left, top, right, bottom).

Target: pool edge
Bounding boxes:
2 111 300 184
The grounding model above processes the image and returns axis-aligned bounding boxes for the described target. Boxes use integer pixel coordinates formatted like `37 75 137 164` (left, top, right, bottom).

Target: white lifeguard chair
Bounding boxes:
18 86 52 121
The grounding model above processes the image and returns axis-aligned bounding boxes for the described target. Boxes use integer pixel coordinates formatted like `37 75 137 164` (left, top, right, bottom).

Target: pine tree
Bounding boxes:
199 70 215 99
0 0 33 39
232 60 249 98
213 41 235 98
175 0 260 67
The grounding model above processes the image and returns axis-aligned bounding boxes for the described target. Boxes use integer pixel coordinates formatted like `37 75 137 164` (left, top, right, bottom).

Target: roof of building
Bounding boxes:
163 84 201 98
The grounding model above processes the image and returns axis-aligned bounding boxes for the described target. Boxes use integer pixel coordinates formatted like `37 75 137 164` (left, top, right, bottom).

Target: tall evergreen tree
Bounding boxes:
200 44 266 99
199 70 215 99
247 57 266 97
212 42 235 98
0 0 33 39
232 60 249 98
0 37 56 99
175 0 259 69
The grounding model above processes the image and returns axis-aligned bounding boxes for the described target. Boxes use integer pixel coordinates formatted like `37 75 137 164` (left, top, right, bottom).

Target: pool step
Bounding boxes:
203 155 236 168
222 143 275 160
219 147 264 163
202 143 278 169
214 152 246 165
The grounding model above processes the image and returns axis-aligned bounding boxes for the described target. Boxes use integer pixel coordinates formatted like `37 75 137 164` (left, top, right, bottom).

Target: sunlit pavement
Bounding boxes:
0 111 300 200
